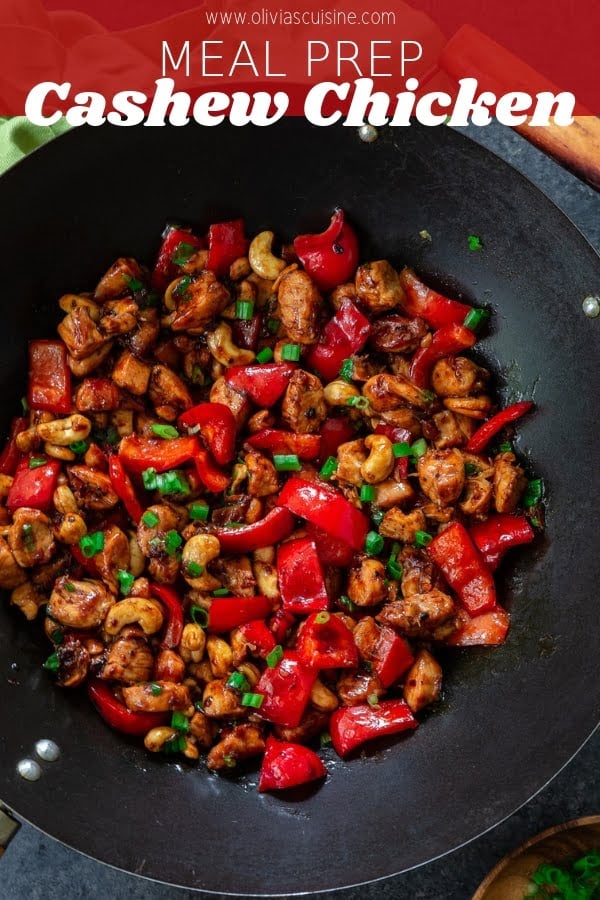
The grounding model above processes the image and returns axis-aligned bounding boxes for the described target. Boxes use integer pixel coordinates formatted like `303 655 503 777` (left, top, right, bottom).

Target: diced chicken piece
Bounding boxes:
337 670 384 706
94 257 143 301
281 369 327 434
127 308 160 357
379 507 427 544
377 589 457 639
10 581 46 620
189 710 217 748
112 350 152 396
369 315 428 353
67 342 113 377
207 723 266 770
58 307 107 360
363 373 431 412
355 260 405 314
417 448 465 507
431 356 489 398
215 556 256 597
101 635 154 683
277 269 321 344
336 439 368 487
347 556 387 607
432 410 468 449
171 271 231 333
99 299 138 336
148 364 193 422
136 504 180 557
94 525 130 594
210 377 251 430
459 477 493 518
122 681 191 712
202 679 246 718
8 508 56 568
55 637 90 688
374 479 414 510
403 649 443 713
67 466 119 510
245 450 279 497
399 547 440 597
48 577 114 629
493 452 528 513
0 536 28 589
75 378 120 412
329 282 357 311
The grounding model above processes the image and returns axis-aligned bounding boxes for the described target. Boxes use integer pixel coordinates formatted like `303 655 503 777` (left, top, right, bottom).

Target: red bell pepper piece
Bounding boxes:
296 612 358 670
258 735 327 792
225 363 296 407
214 507 295 553
151 225 204 291
88 679 168 736
70 543 101 577
305 521 356 567
28 340 71 415
107 455 144 524
206 218 248 277
277 537 329 615
0 416 28 475
410 324 476 388
232 315 262 352
7 456 61 513
317 416 356 466
277 477 369 552
308 300 370 382
246 429 321 461
119 434 199 474
395 456 410 481
330 699 418 757
269 608 296 644
208 596 271 633
374 423 412 445
399 267 473 330
466 401 534 453
372 625 414 688
194 448 230 493
256 651 317 727
294 209 359 293
150 583 184 649
470 514 535 571
427 521 496 616
178 402 236 466
238 619 276 658
446 605 510 646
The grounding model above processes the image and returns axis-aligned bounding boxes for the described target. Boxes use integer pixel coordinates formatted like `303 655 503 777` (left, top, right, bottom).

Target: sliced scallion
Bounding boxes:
141 510 159 527
151 424 179 439
28 457 47 469
190 606 209 627
523 478 543 508
273 453 301 472
69 440 88 454
498 441 513 453
464 307 490 331
314 611 330 625
339 358 354 382
255 347 273 364
410 438 428 459
359 484 375 502
387 542 403 580
171 711 190 732
185 561 204 578
172 241 197 266
414 530 433 548
266 645 284 668
189 502 209 521
79 531 104 558
164 530 182 557
364 531 384 556
117 569 135 596
267 317 280 334
241 692 264 709
319 456 338 479
43 652 60 672
392 442 411 458
235 300 254 320
142 467 158 490
150 682 162 696
280 343 301 362
212 587 230 597
346 395 369 409
367 693 380 707
227 671 251 692
338 595 356 613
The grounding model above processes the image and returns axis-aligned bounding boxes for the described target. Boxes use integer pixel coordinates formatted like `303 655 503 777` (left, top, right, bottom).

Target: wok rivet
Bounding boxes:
17 759 41 782
35 739 60 762
358 123 378 143
582 295 599 318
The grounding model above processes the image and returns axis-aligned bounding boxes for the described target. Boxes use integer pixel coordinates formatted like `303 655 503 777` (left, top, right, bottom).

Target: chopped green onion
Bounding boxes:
414 530 433 548
266 645 284 668
117 569 135 596
523 478 543 508
171 711 190 732
194 699 204 712
20 396 29 415
365 531 384 556
150 682 162 696
346 395 369 409
93 424 119 446
392 442 411 458
224 521 243 528
69 440 88 454
21 523 35 550
185 561 204 578
410 438 428 459
359 484 375 503
371 507 384 526
419 229 432 242
190 605 209 627
142 467 158 490
157 470 190 496
367 693 380 707
174 275 192 297
338 595 356 613
464 462 479 477
151 424 179 439
142 510 160 527
79 531 104 558
163 733 187 754
212 587 230 597
319 456 338 479
50 629 63 645
273 453 301 472
320 732 332 747
64 582 75 592
28 457 47 469
137 290 160 310
241 692 264 709
125 274 144 292
189 502 209 521
235 299 254 320
164 530 182 557
280 343 301 362
463 307 490 331
172 241 197 266
43 652 60 672
267 317 280 334
387 543 403 580
227 671 251 692
498 441 513 453
255 347 273 364
467 233 483 251
222 754 237 768
315 611 330 625
530 516 542 529
339 358 354 382
191 365 205 385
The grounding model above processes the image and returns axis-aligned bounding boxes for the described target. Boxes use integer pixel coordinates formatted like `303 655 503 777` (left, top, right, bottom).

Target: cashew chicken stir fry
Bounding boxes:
0 212 543 792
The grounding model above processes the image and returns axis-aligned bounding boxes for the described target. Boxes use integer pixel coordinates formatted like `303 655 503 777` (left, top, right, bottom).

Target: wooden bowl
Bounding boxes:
473 816 600 899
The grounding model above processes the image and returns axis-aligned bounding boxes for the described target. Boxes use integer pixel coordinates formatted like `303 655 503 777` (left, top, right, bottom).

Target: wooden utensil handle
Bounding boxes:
515 117 600 191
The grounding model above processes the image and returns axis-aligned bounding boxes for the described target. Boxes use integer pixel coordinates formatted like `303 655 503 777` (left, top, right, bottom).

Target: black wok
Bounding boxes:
0 121 599 895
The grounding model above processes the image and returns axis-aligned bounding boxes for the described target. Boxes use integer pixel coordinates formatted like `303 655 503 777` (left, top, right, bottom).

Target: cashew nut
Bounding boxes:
164 276 188 311
128 531 146 577
52 484 77 515
248 231 286 281
58 293 101 321
0 474 13 498
323 380 361 407
310 678 339 712
44 442 76 462
237 661 260 688
144 726 178 752
54 513 87 545
104 598 164 636
15 427 40 454
37 414 91 447
443 395 493 419
207 322 255 367
180 623 206 663
361 434 394 484
181 534 221 590
207 636 234 678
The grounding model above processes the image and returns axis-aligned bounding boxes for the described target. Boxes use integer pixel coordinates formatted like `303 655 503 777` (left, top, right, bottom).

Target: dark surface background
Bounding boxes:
2 121 599 899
